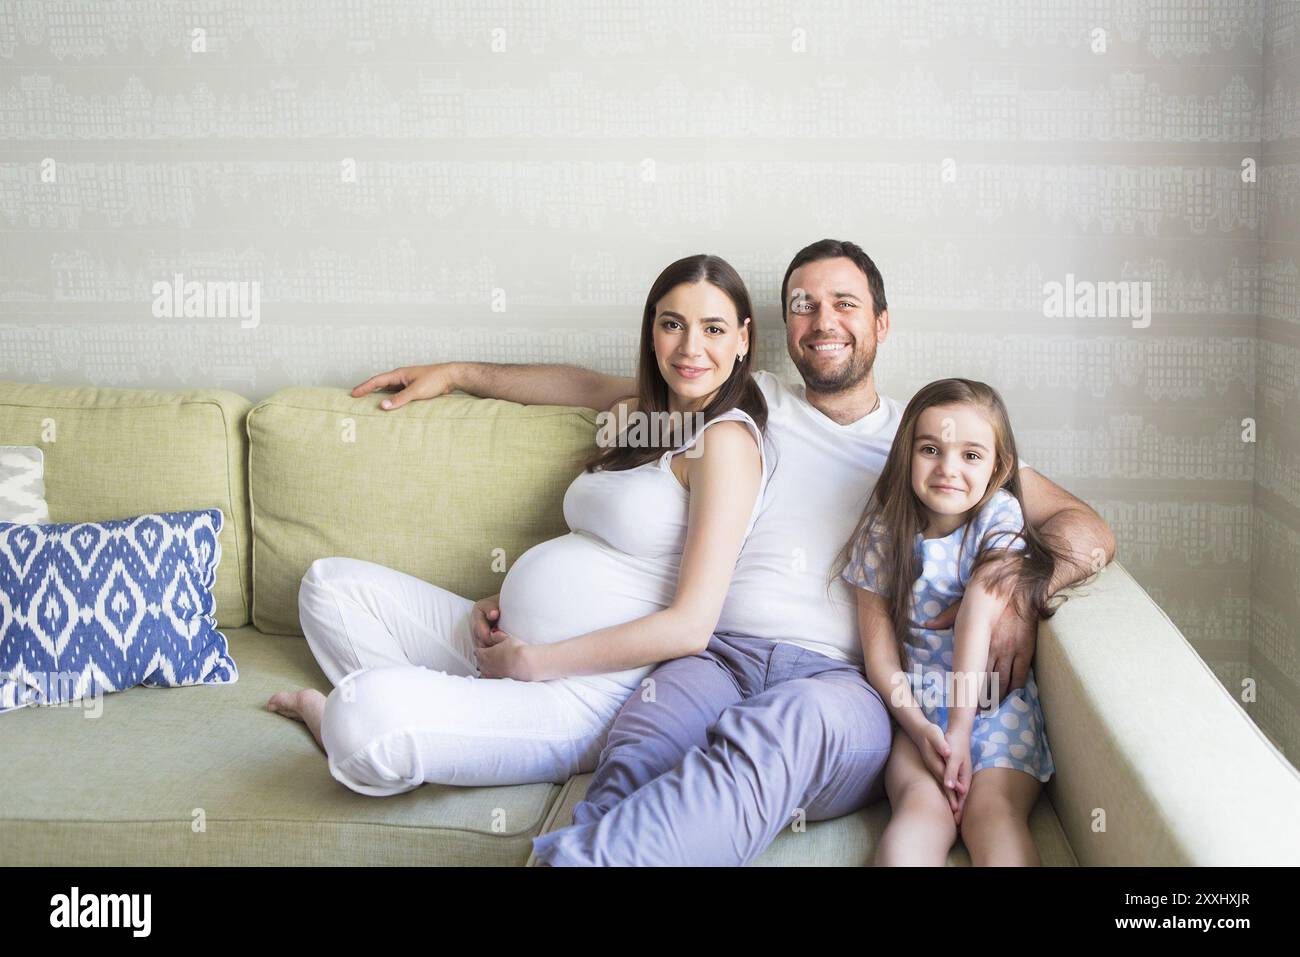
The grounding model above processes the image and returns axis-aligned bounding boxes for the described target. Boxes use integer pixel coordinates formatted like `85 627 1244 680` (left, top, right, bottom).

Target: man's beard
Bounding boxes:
793 342 876 395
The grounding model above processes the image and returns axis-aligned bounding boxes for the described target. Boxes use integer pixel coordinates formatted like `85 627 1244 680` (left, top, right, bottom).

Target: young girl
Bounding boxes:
840 378 1071 866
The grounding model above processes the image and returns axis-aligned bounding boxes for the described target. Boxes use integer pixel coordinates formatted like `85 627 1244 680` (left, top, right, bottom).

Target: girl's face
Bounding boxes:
652 281 750 412
910 403 998 519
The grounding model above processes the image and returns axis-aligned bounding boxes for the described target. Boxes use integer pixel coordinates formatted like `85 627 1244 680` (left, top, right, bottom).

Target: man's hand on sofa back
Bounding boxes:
352 364 457 410
353 362 636 412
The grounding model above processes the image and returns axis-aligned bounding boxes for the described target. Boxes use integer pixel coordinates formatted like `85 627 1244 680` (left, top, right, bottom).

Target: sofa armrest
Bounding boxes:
1036 561 1300 865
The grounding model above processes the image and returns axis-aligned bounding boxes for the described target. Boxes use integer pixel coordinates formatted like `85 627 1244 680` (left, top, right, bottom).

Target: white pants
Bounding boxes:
299 557 631 796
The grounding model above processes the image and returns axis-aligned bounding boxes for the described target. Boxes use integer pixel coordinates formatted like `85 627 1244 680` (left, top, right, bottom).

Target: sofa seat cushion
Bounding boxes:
0 626 561 866
528 772 1078 866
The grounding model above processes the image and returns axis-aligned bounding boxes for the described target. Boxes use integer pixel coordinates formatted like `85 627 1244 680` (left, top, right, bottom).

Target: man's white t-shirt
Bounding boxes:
714 370 904 665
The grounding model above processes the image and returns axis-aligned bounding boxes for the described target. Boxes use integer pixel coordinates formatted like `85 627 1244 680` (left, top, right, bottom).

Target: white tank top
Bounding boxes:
497 407 769 696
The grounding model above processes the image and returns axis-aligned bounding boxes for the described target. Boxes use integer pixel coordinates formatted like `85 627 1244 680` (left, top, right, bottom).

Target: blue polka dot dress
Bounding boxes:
841 488 1054 783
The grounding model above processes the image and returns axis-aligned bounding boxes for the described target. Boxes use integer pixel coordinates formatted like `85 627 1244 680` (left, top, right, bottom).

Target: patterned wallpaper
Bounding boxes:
0 1 1296 764
1254 0 1300 767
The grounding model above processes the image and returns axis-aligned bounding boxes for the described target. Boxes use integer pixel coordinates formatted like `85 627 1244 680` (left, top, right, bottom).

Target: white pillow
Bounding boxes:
0 446 51 524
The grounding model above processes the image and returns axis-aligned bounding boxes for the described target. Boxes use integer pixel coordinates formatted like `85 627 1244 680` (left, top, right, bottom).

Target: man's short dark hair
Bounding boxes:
780 239 888 320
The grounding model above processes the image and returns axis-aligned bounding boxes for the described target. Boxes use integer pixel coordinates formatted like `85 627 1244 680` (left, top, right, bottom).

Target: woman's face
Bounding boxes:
651 281 750 410
909 403 998 518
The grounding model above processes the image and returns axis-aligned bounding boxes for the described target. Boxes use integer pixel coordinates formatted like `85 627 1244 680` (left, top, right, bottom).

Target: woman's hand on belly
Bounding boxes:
473 628 538 681
470 593 502 647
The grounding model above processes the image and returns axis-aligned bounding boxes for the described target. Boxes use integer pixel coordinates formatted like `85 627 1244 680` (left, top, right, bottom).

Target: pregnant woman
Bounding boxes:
266 254 770 795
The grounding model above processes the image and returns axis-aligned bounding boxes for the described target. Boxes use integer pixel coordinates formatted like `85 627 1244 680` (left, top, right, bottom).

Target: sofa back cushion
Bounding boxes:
247 388 599 637
0 382 252 627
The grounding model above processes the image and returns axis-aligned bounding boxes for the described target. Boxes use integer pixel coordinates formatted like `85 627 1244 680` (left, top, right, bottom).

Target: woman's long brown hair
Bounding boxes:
836 378 1085 648
584 254 767 473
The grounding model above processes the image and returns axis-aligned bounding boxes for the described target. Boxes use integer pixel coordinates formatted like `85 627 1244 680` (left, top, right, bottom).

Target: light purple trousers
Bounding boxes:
530 633 892 866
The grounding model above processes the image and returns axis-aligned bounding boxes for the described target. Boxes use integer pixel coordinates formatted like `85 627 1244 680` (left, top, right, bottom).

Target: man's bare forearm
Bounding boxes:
451 361 634 410
1019 468 1116 598
1037 506 1116 596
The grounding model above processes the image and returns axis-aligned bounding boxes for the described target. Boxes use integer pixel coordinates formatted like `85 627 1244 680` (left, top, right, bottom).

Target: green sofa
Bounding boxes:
2 380 1297 866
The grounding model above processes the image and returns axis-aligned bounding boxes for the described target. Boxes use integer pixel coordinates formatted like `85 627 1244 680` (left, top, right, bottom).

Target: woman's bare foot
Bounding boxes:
267 688 328 751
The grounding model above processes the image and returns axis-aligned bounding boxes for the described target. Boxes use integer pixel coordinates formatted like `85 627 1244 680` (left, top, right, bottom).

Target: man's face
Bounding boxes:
784 257 887 395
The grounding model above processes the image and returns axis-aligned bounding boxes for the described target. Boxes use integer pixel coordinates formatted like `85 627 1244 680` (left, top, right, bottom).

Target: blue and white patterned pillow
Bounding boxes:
0 508 237 711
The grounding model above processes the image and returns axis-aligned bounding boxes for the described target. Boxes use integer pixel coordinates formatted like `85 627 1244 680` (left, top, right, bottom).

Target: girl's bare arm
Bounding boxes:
855 588 931 745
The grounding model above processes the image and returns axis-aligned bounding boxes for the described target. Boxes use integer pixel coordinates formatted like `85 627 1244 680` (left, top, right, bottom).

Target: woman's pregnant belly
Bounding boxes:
497 532 678 690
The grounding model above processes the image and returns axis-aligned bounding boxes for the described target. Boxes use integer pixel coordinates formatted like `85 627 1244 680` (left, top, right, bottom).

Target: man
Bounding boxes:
353 239 1116 865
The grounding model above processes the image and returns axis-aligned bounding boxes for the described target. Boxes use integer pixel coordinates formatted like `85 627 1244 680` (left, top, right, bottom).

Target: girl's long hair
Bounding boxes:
584 254 767 473
835 378 1083 648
